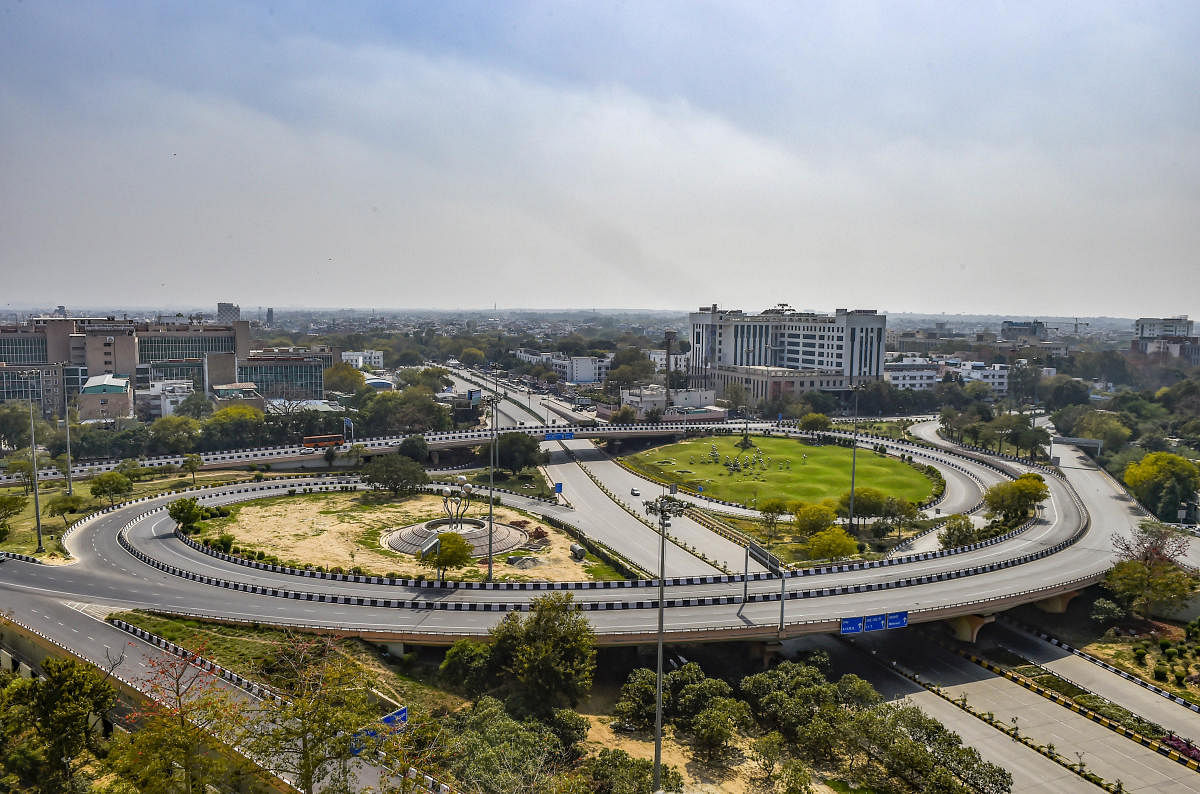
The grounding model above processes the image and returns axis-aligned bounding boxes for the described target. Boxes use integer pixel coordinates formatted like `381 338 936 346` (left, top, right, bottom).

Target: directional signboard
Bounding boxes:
863 614 887 632
840 617 864 634
886 611 909 629
545 432 576 441
747 542 782 574
554 482 563 494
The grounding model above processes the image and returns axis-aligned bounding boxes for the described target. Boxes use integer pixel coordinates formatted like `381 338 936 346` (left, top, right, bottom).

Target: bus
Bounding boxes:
302 434 344 448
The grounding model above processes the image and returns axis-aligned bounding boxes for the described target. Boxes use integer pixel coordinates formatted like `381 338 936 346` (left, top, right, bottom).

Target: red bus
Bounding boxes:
302 434 344 448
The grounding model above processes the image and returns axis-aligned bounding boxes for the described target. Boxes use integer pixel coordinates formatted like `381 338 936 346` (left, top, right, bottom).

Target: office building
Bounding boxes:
1135 315 1193 339
341 350 385 369
689 304 886 402
884 360 940 392
217 302 241 324
77 374 133 421
1000 320 1048 341
136 380 195 420
236 356 324 400
955 362 1009 396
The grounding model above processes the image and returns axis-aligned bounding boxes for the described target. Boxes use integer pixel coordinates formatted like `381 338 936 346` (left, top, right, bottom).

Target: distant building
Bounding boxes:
212 382 266 412
689 304 886 403
236 356 324 400
77 374 133 421
645 349 690 373
883 361 939 392
341 350 385 369
1135 315 1193 339
217 302 241 324
265 307 274 326
1000 320 1048 341
513 348 613 384
136 379 194 419
955 362 1009 397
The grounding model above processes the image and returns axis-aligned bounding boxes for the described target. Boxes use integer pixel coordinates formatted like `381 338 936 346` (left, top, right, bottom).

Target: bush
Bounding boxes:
1133 648 1149 665
1175 670 1187 686
1154 665 1169 682
1166 648 1179 661
1160 638 1173 651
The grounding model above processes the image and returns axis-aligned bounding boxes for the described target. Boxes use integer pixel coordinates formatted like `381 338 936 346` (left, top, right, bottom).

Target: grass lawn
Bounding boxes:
110 610 466 715
462 465 553 499
847 420 919 441
715 511 938 566
622 435 932 507
0 469 298 559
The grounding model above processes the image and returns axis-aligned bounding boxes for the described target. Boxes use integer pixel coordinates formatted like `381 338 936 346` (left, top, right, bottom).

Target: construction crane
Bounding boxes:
1071 317 1090 335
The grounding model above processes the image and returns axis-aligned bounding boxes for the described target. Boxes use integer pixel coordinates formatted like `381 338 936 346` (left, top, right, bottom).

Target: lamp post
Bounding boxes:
847 333 860 532
643 492 688 793
62 387 74 496
487 371 497 582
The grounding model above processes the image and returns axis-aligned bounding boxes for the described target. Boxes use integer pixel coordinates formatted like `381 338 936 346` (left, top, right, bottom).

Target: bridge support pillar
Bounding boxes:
384 642 407 657
0 649 12 673
947 614 994 643
758 641 783 668
430 450 440 466
1035 590 1080 614
17 660 33 679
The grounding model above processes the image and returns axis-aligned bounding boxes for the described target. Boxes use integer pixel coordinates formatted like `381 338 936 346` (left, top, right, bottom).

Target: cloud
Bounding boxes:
0 3 1198 317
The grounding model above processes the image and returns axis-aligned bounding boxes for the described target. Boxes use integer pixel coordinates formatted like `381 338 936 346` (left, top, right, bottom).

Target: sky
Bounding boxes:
2 1 1198 317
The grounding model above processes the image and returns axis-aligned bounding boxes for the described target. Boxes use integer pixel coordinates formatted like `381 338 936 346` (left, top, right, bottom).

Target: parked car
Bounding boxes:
630 488 640 496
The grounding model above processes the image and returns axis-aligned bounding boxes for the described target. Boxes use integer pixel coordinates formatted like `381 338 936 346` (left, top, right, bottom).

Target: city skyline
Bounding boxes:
3 3 1198 317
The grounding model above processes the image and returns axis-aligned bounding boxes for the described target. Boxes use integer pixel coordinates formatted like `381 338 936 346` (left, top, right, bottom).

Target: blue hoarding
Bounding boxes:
840 617 864 634
886 611 909 629
554 482 563 493
864 614 887 632
545 431 576 441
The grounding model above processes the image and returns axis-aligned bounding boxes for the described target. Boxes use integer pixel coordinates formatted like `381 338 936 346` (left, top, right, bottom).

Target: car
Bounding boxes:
630 488 640 496
388 439 403 447
299 447 316 455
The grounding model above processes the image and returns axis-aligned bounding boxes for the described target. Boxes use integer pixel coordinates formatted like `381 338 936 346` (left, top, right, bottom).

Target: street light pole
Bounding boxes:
487 371 496 582
847 332 859 532
63 388 74 496
643 492 687 793
26 374 45 553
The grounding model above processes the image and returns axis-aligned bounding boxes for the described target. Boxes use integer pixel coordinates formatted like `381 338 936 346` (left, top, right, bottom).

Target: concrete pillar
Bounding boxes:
759 641 783 668
1035 590 1080 614
384 642 407 657
430 450 440 466
17 661 32 679
947 614 995 643
0 649 12 673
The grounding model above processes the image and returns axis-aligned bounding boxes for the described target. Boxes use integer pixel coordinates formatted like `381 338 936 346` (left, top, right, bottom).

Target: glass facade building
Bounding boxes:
0 335 49 365
237 358 324 399
137 333 238 364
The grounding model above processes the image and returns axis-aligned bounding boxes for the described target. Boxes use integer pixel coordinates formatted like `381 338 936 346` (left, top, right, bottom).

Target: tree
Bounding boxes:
90 471 133 506
439 639 494 697
489 592 596 715
361 453 429 496
148 415 200 455
838 487 886 522
180 453 202 484
806 526 857 561
721 382 749 412
798 412 831 431
613 667 658 730
792 503 836 537
441 696 569 793
167 497 204 533
175 390 214 420
759 498 788 549
397 434 428 463
0 492 27 540
1114 518 1192 566
494 431 547 476
360 388 450 436
459 347 485 368
345 443 367 465
323 362 367 394
1124 452 1200 522
581 747 684 793
1106 559 1196 618
643 407 663 424
44 493 86 529
1090 597 1127 625
247 635 378 794
110 641 248 794
982 473 1049 525
610 405 638 424
779 760 815 794
199 404 267 451
418 531 474 579
1044 376 1091 410
937 514 977 549
750 730 786 782
691 697 753 763
15 657 117 792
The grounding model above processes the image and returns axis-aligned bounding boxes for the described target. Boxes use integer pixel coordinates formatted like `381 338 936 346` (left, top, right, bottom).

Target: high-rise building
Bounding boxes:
265 307 274 326
689 304 886 404
1135 315 1193 339
217 302 241 324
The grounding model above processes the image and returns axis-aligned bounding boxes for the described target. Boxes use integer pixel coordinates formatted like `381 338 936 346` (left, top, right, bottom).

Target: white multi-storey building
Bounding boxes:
1135 316 1193 339
884 360 939 391
341 350 385 369
955 362 1009 396
513 348 613 384
645 349 691 373
689 304 886 402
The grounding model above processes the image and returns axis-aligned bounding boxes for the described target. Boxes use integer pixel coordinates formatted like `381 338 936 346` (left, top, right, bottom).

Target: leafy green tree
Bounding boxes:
1106 559 1196 618
0 402 31 449
89 471 133 506
44 493 86 529
247 635 379 794
837 487 887 521
691 697 753 763
361 453 429 496
750 730 786 782
397 434 428 462
323 362 367 394
1124 452 1200 521
439 640 494 698
148 415 200 455
613 667 657 730
1044 376 1091 410
493 432 547 477
459 347 485 368
580 747 684 793
418 531 474 580
1090 597 1127 625
720 382 750 412
175 390 214 420
442 696 568 793
937 514 977 549
792 502 836 537
798 412 831 431
489 592 596 715
360 388 450 436
806 526 857 561
0 492 28 540
198 405 267 451
179 453 202 484
167 497 204 532
982 473 1050 525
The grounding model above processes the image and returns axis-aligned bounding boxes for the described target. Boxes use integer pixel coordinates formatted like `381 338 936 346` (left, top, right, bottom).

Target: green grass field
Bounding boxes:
622 435 932 506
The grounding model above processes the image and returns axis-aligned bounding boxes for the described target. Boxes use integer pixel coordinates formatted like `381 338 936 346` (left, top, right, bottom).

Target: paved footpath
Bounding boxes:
789 635 1094 793
855 632 1200 793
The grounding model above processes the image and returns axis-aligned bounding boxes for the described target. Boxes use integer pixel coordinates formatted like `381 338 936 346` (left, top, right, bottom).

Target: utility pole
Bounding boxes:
25 372 45 553
487 370 496 582
62 386 74 496
644 492 688 793
847 329 859 532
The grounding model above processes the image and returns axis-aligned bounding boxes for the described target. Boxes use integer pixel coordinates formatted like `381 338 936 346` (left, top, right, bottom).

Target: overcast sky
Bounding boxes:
2 2 1197 317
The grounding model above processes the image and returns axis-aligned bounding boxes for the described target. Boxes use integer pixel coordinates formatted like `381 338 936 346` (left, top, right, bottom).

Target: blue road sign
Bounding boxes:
840 617 864 634
545 431 576 441
886 611 909 629
554 482 563 494
864 614 886 632
382 706 408 726
697 485 704 492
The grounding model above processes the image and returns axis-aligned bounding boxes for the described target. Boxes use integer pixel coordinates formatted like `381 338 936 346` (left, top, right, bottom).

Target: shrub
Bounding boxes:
1166 648 1179 661
1175 670 1187 686
253 472 264 482
1154 665 1169 682
1133 648 1149 665
1160 638 1173 652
